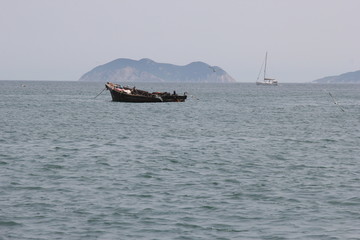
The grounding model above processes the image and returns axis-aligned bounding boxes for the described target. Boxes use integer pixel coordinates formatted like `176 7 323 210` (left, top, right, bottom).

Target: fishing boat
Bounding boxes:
105 82 187 102
256 52 278 86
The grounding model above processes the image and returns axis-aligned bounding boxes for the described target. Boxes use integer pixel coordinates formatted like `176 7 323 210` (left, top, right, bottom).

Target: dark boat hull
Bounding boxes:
109 89 162 102
105 83 187 103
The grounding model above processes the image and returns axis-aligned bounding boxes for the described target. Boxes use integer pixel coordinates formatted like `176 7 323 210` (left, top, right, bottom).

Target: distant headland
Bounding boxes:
313 69 360 83
78 58 236 83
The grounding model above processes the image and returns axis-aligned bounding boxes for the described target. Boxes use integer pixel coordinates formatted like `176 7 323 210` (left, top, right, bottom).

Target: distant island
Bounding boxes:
313 69 360 83
78 58 236 83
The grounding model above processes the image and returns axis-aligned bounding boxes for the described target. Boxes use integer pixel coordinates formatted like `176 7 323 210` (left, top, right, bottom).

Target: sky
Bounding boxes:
1 0 360 83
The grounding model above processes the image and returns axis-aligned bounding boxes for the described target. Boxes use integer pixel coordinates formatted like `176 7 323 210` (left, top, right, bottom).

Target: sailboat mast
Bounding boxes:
264 52 267 80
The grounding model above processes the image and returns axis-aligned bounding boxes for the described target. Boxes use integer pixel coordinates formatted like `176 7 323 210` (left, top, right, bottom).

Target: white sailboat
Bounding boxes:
256 52 278 86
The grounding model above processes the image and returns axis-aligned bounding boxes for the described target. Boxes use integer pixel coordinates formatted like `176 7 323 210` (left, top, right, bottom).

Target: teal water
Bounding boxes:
1 81 360 239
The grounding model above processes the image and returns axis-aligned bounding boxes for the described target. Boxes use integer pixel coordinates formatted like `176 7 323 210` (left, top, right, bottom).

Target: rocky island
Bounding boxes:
313 69 360 83
79 58 236 83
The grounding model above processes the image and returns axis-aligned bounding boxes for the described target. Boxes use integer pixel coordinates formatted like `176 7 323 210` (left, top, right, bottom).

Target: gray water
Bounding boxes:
1 81 360 239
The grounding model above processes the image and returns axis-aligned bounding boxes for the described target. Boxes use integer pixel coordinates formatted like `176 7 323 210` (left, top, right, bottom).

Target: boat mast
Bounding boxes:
264 52 267 81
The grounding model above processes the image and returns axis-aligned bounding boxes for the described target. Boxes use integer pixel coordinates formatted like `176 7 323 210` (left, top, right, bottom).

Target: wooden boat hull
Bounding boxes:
108 89 162 102
105 82 187 103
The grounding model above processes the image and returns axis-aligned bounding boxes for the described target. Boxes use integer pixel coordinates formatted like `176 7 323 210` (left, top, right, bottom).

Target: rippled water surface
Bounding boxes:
1 81 360 239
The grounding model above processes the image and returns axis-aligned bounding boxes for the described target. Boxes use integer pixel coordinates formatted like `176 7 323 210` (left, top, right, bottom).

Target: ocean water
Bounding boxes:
1 81 360 240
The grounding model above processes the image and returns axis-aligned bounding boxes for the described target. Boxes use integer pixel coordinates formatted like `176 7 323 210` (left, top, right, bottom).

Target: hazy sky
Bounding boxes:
1 0 360 82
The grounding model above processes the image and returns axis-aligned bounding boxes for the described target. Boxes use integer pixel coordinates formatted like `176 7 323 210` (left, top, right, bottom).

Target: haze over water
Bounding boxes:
1 81 360 239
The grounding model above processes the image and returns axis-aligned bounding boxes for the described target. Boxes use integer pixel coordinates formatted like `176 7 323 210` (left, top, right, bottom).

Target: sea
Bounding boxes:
1 80 360 240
